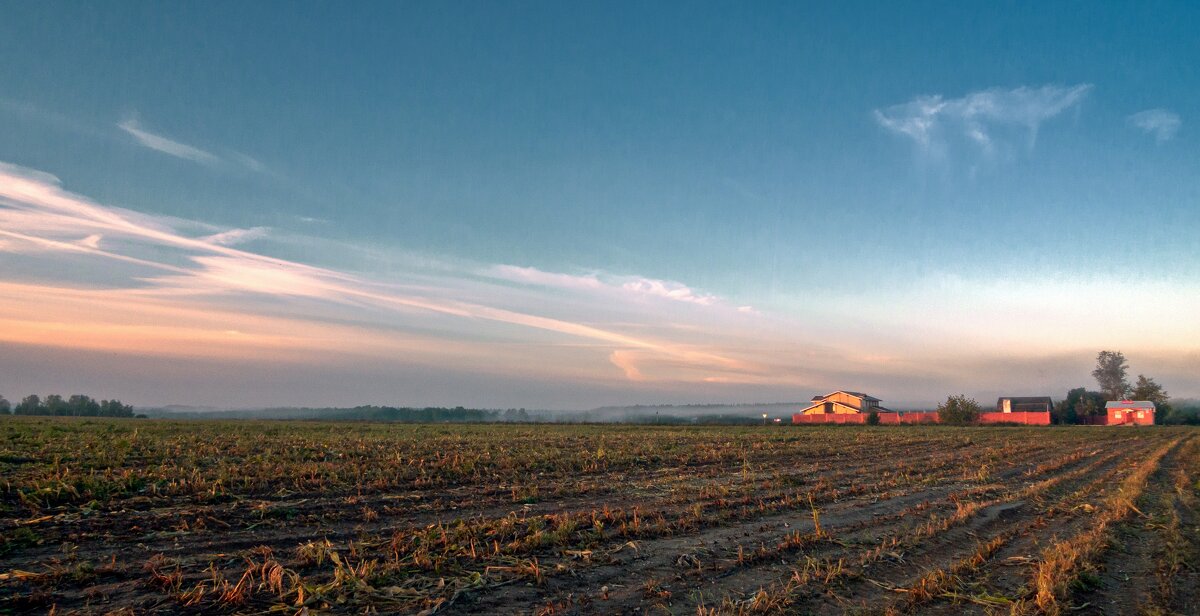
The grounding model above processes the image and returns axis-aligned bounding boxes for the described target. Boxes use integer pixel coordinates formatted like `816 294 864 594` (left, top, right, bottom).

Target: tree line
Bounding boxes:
928 350 1197 425
1053 350 1192 424
0 394 136 418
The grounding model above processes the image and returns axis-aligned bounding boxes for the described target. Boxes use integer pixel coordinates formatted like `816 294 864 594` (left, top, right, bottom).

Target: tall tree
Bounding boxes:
44 394 67 416
1061 387 1105 422
1092 350 1130 401
100 399 135 418
67 394 96 416
14 395 42 415
1130 375 1169 405
1052 398 1077 425
1131 375 1171 424
1075 394 1099 418
0 395 9 414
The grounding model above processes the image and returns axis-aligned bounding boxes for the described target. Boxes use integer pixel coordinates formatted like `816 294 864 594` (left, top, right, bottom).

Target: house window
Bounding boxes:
1137 411 1144 418
824 402 833 414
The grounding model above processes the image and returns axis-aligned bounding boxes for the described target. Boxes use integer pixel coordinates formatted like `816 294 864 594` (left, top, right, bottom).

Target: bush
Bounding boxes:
866 410 880 425
937 395 981 425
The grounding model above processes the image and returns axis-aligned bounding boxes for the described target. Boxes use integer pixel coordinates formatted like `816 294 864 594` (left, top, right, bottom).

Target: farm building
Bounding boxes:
796 391 889 415
1105 400 1156 426
996 396 1053 413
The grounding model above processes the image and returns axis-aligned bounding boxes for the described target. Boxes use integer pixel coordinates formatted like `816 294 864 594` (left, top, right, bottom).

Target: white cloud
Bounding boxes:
487 264 603 290
118 116 268 174
7 160 1197 401
229 152 267 173
609 350 645 381
875 84 1092 155
621 277 718 306
201 226 270 246
1128 108 1181 143
118 118 221 165
488 264 725 307
0 161 750 383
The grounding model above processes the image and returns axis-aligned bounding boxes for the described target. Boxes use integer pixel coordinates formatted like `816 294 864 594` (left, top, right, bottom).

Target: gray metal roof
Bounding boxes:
1104 401 1156 409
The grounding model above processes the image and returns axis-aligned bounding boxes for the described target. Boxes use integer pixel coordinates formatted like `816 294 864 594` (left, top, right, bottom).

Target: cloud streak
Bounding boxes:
201 226 270 246
0 162 757 386
3 160 1198 405
117 115 268 175
486 264 726 307
119 118 221 165
1128 108 1181 143
875 84 1092 155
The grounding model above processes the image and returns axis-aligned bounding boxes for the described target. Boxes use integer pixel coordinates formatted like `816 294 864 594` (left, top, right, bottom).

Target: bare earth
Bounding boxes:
1 419 1197 615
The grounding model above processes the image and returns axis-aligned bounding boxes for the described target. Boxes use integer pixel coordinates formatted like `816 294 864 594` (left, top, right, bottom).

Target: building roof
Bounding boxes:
811 390 881 402
1105 401 1157 409
797 399 892 415
997 396 1053 404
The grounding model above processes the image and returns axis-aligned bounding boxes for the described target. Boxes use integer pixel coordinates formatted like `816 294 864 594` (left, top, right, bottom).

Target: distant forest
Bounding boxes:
0 394 136 417
141 405 774 424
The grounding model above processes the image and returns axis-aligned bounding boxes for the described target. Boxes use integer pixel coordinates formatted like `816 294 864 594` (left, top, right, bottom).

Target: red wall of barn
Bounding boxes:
1106 408 1154 426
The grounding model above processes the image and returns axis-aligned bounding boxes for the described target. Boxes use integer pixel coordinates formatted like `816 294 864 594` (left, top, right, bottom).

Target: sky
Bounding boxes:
1 2 1197 409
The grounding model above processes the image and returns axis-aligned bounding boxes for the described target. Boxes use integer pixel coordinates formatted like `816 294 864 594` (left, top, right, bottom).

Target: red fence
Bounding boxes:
791 412 939 425
791 413 865 424
878 412 940 424
791 411 1047 425
978 411 1051 425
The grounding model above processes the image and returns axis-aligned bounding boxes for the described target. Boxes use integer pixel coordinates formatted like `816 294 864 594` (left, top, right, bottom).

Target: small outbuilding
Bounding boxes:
1105 401 1156 426
996 396 1053 413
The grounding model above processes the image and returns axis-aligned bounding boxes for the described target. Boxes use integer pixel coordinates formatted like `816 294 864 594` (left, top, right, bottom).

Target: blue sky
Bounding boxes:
1 2 1197 408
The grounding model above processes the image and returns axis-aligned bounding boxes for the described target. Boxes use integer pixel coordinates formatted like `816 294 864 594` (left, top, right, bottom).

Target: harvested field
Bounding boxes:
1 419 1197 615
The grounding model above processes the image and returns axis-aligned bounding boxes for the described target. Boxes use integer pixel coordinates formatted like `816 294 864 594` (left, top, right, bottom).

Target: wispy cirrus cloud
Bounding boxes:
487 264 604 291
1128 108 1181 144
200 226 270 246
118 117 221 166
4 161 1198 404
485 264 727 308
0 161 761 386
875 84 1092 156
118 115 267 175
2 100 269 175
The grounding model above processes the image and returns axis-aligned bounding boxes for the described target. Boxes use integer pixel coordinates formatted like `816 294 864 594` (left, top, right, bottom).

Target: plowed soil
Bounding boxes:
1 419 1195 615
